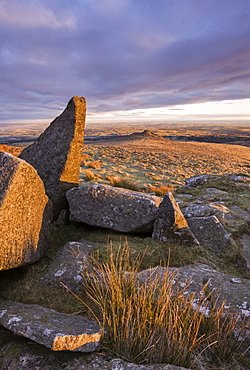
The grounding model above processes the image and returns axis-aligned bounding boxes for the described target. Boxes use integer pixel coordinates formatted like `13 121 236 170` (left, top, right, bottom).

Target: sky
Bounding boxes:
0 0 250 126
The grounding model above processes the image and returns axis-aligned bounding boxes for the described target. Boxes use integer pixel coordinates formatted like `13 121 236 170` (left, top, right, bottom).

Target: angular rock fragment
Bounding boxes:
152 192 199 245
40 240 99 292
0 152 52 270
0 301 101 352
66 184 161 233
19 96 86 218
187 215 231 252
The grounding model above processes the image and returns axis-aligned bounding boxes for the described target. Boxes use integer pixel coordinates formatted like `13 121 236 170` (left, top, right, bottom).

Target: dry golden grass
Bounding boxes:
82 153 90 161
80 245 249 368
106 175 140 191
80 153 91 166
85 169 96 181
86 160 102 169
147 184 175 196
0 144 22 157
81 136 250 190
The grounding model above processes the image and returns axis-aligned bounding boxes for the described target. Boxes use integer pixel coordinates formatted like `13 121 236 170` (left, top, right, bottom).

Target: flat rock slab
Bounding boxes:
19 96 86 218
187 215 231 252
67 184 162 233
0 301 101 352
0 152 52 270
40 240 99 292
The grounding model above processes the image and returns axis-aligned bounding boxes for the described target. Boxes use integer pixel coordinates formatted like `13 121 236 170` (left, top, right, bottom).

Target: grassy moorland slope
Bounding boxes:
81 130 250 189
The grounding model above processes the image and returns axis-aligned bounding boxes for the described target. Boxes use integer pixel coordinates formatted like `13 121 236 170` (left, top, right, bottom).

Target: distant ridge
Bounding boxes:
129 129 165 139
85 130 169 145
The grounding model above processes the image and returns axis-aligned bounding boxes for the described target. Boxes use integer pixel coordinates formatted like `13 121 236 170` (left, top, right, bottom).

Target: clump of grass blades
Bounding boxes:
199 297 249 367
107 176 140 191
85 169 96 181
86 160 101 169
148 184 175 196
79 245 248 368
80 153 90 166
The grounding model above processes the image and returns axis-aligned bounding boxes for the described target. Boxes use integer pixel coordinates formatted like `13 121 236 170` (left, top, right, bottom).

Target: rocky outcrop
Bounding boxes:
152 192 199 245
19 96 86 218
174 174 250 258
66 184 162 233
40 240 99 293
0 152 52 270
184 174 223 187
0 301 101 352
137 264 250 318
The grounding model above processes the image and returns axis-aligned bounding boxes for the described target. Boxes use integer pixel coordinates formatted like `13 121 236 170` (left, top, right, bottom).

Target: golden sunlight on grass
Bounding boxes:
79 245 248 368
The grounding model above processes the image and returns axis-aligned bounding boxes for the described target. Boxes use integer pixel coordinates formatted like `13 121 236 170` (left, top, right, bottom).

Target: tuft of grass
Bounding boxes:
199 298 249 367
85 169 96 181
82 153 90 161
80 245 249 368
107 176 141 191
80 153 91 166
147 184 175 196
86 160 102 169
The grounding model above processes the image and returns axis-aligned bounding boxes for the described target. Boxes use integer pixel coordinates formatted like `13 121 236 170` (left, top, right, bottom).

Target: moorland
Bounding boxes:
1 121 250 190
0 121 250 369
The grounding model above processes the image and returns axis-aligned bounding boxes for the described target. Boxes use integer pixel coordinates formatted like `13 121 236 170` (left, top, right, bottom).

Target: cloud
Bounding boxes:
0 0 76 29
0 0 250 123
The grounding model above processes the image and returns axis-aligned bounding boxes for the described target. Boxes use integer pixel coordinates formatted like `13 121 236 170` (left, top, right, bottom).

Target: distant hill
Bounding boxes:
84 129 170 146
85 129 250 148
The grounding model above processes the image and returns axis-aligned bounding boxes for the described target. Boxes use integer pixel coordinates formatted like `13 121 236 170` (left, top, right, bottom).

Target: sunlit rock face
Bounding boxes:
19 96 86 218
0 152 52 270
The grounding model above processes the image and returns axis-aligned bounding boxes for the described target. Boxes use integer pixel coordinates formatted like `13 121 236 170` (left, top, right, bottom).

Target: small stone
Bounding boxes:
230 278 242 284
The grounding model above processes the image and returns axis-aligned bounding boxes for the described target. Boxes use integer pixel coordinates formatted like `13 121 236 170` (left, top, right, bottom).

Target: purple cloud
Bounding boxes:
0 0 249 123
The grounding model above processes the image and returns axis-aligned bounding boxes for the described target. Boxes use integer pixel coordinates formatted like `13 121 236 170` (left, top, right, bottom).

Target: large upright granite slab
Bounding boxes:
19 96 86 218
